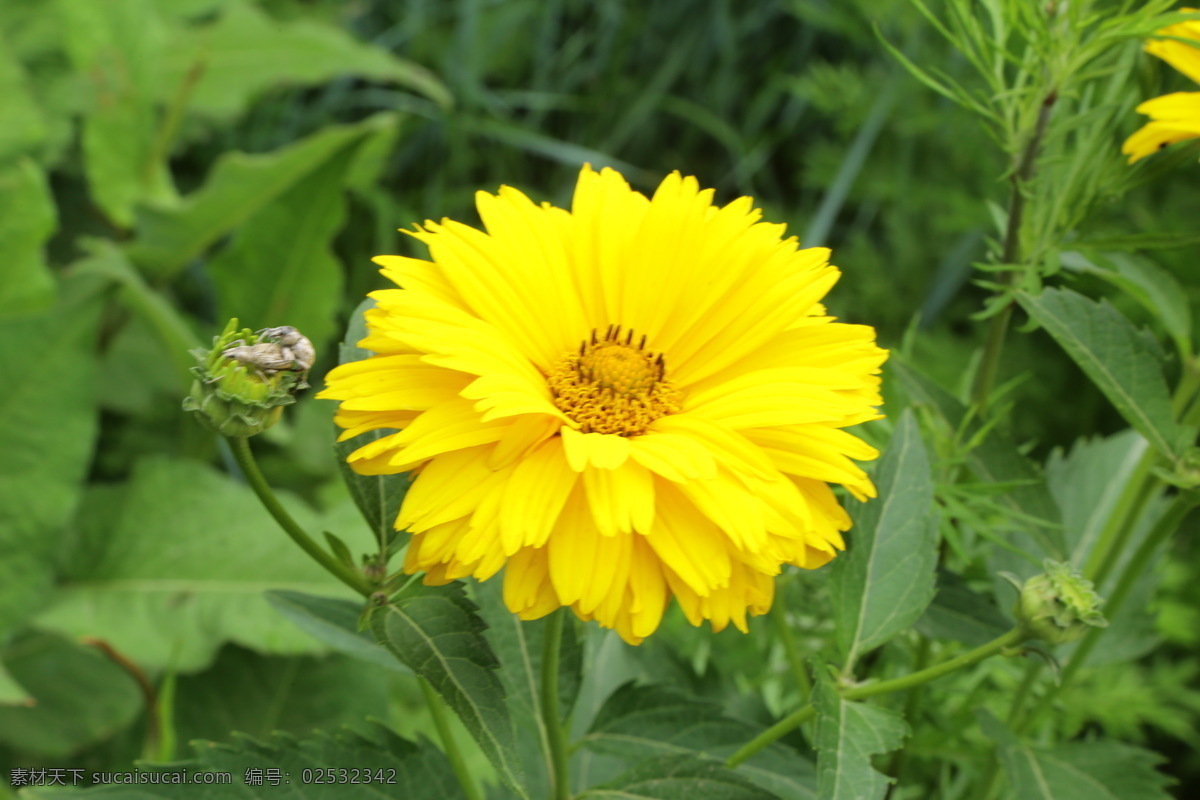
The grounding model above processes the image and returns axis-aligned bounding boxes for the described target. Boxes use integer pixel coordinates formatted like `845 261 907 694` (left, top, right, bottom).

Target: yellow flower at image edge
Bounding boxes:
319 165 887 644
1123 12 1200 163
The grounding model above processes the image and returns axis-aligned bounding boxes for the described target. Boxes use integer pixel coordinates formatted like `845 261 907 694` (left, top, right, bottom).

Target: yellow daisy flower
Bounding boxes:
319 165 887 644
1124 11 1200 163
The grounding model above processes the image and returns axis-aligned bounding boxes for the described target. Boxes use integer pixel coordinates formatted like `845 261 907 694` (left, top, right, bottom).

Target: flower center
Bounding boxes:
547 325 681 436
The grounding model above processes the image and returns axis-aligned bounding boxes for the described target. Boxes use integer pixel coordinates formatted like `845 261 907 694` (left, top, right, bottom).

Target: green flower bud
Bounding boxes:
182 319 313 437
1014 560 1107 645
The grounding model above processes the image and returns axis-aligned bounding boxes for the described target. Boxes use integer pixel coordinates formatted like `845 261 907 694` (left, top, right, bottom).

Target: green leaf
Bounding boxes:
0 32 47 164
370 582 527 798
34 458 349 672
995 738 1173 800
207 138 358 351
579 754 780 800
0 657 31 705
266 590 406 673
580 682 816 800
333 298 411 553
891 358 1065 557
831 410 938 669
127 116 394 277
0 276 103 642
160 0 451 122
813 666 908 800
0 632 143 758
0 158 57 316
1016 288 1189 462
24 723 466 799
1059 251 1192 359
172 646 392 745
916 570 1011 647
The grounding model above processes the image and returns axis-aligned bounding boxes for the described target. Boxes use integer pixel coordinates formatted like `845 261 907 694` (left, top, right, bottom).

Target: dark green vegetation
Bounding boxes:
2 1 1199 798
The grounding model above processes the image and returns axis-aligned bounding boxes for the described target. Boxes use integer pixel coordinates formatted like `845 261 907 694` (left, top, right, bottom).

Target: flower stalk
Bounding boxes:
541 609 572 800
420 677 484 800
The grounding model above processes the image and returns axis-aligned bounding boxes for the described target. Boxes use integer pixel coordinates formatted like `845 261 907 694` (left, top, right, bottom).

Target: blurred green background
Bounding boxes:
3 0 1200 795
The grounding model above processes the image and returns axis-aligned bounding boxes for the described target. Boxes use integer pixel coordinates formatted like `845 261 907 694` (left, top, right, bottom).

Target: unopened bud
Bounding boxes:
182 320 313 437
1014 560 1107 645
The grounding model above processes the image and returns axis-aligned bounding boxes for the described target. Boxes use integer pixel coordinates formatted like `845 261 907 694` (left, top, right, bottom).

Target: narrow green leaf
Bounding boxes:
813 666 909 800
831 410 938 669
891 358 1065 557
0 158 57 316
996 739 1173 800
1017 287 1189 461
580 682 816 800
1059 251 1192 359
266 590 406 673
370 582 527 798
579 754 779 800
127 116 394 277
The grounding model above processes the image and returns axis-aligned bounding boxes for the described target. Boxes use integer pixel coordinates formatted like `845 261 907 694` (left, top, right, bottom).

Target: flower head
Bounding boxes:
1013 560 1107 645
1123 11 1200 163
320 165 886 643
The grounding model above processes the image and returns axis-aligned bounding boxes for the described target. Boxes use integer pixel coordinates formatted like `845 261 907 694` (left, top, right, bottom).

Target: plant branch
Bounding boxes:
542 609 572 800
420 677 484 800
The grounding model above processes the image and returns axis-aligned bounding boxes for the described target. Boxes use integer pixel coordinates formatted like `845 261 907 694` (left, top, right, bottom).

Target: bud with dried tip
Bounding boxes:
1013 560 1107 645
182 320 314 437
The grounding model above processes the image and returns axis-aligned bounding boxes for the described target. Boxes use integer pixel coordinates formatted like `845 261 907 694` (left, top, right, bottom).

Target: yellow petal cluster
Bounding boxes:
1123 12 1200 163
319 165 887 644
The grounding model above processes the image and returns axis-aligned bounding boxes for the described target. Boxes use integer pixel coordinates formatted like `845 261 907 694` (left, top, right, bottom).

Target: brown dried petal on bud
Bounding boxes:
182 319 314 437
1014 560 1107 645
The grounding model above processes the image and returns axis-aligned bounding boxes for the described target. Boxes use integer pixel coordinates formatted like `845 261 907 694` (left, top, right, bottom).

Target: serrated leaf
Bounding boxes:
813 666 908 800
266 590 406 673
34 458 349 672
161 0 450 122
0 158 56 317
23 723 466 799
580 682 817 800
1059 251 1191 359
891 358 1065 557
370 582 526 798
127 116 393 277
1016 288 1189 462
831 410 938 670
333 298 411 553
0 275 103 642
995 738 1173 800
579 754 780 800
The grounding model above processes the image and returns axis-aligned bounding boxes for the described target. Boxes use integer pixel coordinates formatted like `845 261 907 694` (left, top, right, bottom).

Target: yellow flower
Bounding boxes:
319 165 887 644
1123 12 1200 163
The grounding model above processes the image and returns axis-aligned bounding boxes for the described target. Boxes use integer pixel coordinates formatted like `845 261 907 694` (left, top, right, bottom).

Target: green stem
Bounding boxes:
1083 444 1158 583
1016 492 1197 735
771 602 813 702
420 677 484 800
226 436 376 597
971 91 1056 413
726 628 1028 768
542 609 572 800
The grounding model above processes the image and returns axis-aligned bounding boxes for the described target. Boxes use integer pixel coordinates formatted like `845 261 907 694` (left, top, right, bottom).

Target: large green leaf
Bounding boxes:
831 410 938 670
891 358 1065 557
1059 250 1192 360
34 458 349 672
266 590 405 673
580 682 817 800
916 570 1011 647
24 723 465 799
0 276 103 642
578 754 779 800
207 142 357 352
813 666 908 800
0 632 143 758
160 0 450 122
0 31 46 164
1017 287 1190 462
988 732 1172 800
370 582 527 797
127 116 395 277
0 158 56 316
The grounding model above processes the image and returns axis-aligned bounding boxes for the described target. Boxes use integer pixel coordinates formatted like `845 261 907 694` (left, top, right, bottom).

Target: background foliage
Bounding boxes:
2 0 1199 798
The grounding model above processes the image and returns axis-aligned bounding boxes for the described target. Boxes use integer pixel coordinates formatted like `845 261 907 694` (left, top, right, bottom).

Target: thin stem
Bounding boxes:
971 91 1057 413
1083 443 1157 582
420 677 484 800
771 602 813 702
226 436 376 597
541 610 572 800
727 628 1028 768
